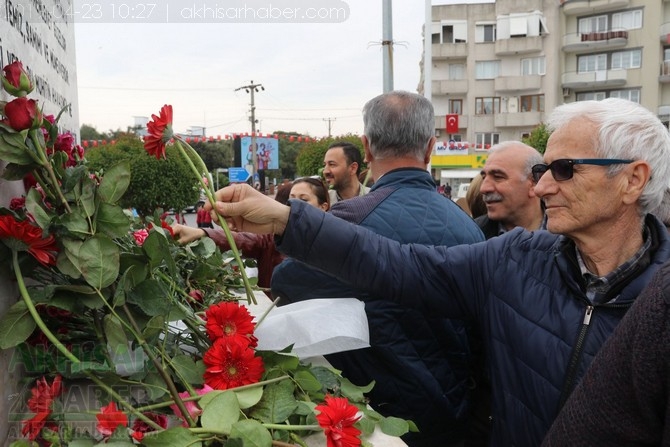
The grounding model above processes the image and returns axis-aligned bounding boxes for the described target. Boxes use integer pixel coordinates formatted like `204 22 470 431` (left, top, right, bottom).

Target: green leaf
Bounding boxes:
0 301 36 349
171 354 204 386
97 162 131 203
249 380 298 424
230 419 273 447
142 315 165 342
56 250 81 279
201 390 240 434
293 370 322 392
67 440 96 447
96 203 130 238
104 314 128 357
79 235 120 289
0 130 33 164
59 209 91 238
379 416 411 437
127 279 169 316
79 179 97 217
234 386 264 409
140 426 202 447
340 377 374 403
1 162 35 180
142 231 176 276
25 188 52 229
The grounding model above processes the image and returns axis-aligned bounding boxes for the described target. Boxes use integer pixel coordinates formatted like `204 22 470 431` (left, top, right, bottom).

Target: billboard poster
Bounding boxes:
434 140 469 156
241 136 279 170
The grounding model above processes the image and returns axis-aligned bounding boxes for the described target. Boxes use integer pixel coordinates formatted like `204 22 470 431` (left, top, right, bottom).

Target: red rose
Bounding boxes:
2 61 33 96
4 97 42 131
54 132 74 154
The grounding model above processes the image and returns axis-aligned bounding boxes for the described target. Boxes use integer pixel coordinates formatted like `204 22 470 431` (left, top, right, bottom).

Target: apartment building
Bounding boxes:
424 0 668 186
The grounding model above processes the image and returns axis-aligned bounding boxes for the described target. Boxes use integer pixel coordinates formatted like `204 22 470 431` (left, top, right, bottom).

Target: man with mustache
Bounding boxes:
477 141 545 238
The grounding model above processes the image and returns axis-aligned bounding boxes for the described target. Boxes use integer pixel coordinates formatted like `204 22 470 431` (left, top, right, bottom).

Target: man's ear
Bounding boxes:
622 160 651 205
362 135 373 163
424 137 436 164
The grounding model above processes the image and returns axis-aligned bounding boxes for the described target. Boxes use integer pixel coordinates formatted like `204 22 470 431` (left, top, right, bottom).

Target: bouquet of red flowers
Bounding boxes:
0 60 413 447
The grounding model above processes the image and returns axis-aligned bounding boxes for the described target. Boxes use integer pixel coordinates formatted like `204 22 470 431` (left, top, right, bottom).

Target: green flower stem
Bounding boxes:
173 137 256 305
121 304 196 427
29 129 71 213
12 251 161 430
13 251 79 365
155 270 206 326
133 375 292 413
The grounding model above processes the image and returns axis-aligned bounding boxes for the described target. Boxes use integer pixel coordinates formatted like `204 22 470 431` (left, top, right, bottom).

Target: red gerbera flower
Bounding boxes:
205 301 257 347
96 402 128 437
315 395 362 447
21 376 64 441
0 215 58 266
144 104 173 159
203 338 264 390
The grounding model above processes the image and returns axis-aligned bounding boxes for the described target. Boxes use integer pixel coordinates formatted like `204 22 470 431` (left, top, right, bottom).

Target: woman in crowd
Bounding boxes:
172 177 329 298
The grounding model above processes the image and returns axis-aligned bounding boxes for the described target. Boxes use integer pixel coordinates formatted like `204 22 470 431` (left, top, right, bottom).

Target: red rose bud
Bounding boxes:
4 97 42 131
1 61 33 97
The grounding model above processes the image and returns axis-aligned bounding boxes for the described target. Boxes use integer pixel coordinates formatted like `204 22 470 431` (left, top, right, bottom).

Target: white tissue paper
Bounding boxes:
253 298 370 359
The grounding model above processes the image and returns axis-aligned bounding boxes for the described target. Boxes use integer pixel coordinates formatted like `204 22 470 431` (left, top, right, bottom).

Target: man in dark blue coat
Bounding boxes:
272 91 485 447
210 98 670 446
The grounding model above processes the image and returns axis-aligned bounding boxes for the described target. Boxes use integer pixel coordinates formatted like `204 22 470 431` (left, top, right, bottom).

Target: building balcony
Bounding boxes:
562 30 628 53
660 61 670 83
494 35 543 56
432 43 468 60
494 75 542 92
494 111 543 128
560 0 630 16
435 115 468 131
661 23 670 44
432 79 469 95
562 69 627 89
659 105 670 119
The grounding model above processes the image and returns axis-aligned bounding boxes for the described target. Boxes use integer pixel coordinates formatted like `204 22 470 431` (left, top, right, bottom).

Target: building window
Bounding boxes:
475 61 500 79
449 99 463 115
578 53 607 72
475 97 501 115
441 22 467 43
475 133 500 150
611 49 641 69
475 24 496 42
608 89 641 102
578 15 608 34
521 57 546 76
449 63 466 80
612 9 642 30
520 95 545 112
576 91 607 101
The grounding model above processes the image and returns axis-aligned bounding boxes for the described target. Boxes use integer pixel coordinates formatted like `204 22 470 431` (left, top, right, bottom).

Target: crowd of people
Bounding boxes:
175 91 670 447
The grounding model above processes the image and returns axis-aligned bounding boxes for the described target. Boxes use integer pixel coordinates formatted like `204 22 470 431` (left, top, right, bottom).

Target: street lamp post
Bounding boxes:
235 81 264 183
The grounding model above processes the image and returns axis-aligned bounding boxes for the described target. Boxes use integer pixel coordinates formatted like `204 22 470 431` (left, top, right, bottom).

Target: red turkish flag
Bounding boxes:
446 114 459 134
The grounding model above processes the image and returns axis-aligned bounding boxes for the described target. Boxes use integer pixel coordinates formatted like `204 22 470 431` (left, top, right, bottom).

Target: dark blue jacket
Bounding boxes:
276 201 670 447
272 168 485 446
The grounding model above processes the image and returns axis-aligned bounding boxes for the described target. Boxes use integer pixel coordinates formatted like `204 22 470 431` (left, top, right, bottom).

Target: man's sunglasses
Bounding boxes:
531 159 634 183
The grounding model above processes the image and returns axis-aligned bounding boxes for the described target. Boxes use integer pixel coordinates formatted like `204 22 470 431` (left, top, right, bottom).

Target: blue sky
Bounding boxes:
73 2 429 138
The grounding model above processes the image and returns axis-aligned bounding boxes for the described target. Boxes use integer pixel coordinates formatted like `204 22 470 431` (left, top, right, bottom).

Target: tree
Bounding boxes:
190 140 234 171
85 135 200 216
295 135 364 176
80 124 108 142
523 123 551 155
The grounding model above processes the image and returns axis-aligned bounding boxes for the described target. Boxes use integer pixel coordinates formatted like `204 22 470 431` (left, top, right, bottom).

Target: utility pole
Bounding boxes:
235 81 264 181
382 0 394 92
323 117 336 137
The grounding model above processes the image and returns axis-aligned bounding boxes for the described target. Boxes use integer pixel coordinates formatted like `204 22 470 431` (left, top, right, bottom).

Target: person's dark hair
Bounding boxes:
292 177 330 207
362 90 434 161
274 182 292 205
327 142 364 175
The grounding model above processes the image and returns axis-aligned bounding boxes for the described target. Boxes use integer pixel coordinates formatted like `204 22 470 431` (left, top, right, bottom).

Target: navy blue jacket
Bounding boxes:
276 201 670 447
272 168 485 446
